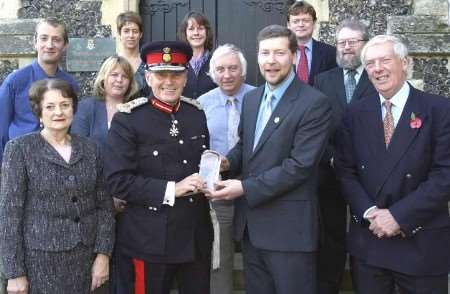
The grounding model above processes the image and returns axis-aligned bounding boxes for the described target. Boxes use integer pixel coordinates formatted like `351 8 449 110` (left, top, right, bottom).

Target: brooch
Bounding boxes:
410 112 422 129
169 119 179 137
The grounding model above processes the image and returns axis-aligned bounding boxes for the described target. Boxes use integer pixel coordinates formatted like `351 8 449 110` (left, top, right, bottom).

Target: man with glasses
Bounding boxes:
314 19 377 294
286 1 336 85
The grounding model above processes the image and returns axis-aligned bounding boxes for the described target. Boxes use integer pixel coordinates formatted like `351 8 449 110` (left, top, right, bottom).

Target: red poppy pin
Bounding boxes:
410 112 422 129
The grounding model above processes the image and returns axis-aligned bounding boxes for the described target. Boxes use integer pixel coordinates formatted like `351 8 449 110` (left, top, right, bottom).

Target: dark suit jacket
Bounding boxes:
71 97 109 150
227 77 332 252
296 39 336 86
315 68 377 180
335 85 450 275
0 133 114 279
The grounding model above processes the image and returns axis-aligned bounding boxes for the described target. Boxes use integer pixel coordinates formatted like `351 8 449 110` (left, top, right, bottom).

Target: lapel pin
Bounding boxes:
274 117 280 124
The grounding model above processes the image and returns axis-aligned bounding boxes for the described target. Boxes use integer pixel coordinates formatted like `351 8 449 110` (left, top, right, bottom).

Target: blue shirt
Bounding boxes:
198 83 255 156
0 60 79 162
254 70 296 140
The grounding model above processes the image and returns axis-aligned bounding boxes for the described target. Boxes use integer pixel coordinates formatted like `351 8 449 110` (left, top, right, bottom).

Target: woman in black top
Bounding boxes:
178 11 216 99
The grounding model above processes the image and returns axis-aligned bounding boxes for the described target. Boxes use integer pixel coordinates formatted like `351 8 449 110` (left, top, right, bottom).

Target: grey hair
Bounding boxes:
208 43 248 84
361 34 409 66
335 18 370 41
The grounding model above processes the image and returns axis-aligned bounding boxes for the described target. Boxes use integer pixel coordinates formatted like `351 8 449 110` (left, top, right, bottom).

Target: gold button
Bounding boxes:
183 160 188 164
179 140 184 144
153 150 158 156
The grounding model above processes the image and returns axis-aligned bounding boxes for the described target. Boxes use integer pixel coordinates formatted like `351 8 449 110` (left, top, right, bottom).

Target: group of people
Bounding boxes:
0 1 449 294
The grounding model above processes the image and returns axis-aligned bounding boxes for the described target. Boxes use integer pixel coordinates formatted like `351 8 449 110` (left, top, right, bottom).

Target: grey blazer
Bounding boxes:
0 132 115 279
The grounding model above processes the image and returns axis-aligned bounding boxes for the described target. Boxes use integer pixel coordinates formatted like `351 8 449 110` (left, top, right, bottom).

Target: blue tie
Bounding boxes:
253 93 274 150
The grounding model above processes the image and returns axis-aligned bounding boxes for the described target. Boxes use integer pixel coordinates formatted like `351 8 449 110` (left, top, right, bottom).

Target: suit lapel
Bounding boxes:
40 134 84 168
309 39 319 84
359 94 386 161
245 87 264 157
251 80 298 158
351 70 371 102
333 69 347 108
376 89 424 196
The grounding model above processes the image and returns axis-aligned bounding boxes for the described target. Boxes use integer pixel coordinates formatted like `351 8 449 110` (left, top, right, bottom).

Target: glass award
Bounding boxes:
199 150 221 192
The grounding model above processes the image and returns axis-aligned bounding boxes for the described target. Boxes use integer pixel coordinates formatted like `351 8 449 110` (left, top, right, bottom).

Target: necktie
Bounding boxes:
345 70 356 103
297 45 309 82
254 93 274 149
383 100 395 147
226 97 240 150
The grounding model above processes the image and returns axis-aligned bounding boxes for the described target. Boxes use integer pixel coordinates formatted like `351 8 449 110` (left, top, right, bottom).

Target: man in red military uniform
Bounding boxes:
105 41 213 294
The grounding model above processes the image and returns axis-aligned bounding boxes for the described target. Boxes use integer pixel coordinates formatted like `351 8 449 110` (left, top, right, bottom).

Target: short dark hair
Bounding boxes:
287 1 317 22
335 18 370 41
29 79 78 118
35 17 69 44
178 11 214 51
257 25 298 53
116 11 143 33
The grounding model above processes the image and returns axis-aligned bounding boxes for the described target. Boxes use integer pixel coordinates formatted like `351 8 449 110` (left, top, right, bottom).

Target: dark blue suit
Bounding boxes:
314 68 377 294
335 85 450 293
227 77 332 294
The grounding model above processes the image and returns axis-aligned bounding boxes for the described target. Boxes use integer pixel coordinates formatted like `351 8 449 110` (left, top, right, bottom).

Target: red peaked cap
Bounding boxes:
140 41 193 71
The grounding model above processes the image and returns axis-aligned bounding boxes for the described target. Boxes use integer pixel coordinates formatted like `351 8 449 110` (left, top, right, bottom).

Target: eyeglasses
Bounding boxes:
336 39 366 48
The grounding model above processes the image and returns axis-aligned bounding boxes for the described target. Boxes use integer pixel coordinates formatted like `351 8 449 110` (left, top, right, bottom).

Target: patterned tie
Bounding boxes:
226 97 240 150
383 100 395 147
297 45 309 82
254 93 274 150
345 70 356 103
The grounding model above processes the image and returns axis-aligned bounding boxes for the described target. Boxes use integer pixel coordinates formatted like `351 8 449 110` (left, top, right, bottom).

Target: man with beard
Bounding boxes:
314 19 377 294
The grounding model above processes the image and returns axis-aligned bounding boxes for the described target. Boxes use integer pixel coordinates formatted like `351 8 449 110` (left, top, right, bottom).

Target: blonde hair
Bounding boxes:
93 55 138 101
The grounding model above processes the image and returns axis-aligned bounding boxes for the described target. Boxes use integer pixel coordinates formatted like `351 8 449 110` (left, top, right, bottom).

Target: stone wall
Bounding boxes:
0 0 449 97
0 0 111 97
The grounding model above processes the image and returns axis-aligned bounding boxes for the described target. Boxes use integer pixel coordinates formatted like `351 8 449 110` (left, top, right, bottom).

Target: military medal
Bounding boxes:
170 119 179 137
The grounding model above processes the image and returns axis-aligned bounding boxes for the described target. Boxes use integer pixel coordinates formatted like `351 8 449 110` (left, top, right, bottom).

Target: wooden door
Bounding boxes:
140 0 287 86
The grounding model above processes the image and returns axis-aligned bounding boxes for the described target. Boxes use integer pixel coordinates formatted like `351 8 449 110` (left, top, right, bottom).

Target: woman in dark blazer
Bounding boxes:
0 79 114 293
71 55 137 294
71 55 138 150
178 11 216 99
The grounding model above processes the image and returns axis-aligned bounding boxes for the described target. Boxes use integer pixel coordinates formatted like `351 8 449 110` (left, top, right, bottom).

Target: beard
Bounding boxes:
336 52 362 70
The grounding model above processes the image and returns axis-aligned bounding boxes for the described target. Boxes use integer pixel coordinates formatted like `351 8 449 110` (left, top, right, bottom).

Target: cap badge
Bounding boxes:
162 47 172 63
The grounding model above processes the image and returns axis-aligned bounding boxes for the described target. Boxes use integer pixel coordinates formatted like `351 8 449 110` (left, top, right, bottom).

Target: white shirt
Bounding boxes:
379 81 410 127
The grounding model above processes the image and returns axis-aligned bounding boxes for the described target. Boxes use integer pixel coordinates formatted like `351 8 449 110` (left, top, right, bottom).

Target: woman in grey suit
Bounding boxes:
0 79 115 294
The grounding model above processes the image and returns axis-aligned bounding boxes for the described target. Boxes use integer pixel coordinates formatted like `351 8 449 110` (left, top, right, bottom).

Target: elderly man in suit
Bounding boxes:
314 19 377 294
207 25 332 294
286 1 336 85
335 35 450 294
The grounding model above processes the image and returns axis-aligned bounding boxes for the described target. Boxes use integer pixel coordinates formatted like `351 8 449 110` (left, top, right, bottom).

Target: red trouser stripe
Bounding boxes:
133 258 146 294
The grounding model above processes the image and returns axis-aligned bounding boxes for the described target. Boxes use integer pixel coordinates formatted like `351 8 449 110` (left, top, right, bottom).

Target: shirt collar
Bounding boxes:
219 83 247 105
32 60 61 78
263 69 295 101
151 97 181 113
299 39 313 51
379 81 410 109
344 64 364 76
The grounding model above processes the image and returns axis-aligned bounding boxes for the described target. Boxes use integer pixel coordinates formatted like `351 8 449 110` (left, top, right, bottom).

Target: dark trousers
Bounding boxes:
115 252 210 294
317 190 347 294
351 257 448 294
242 234 317 294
